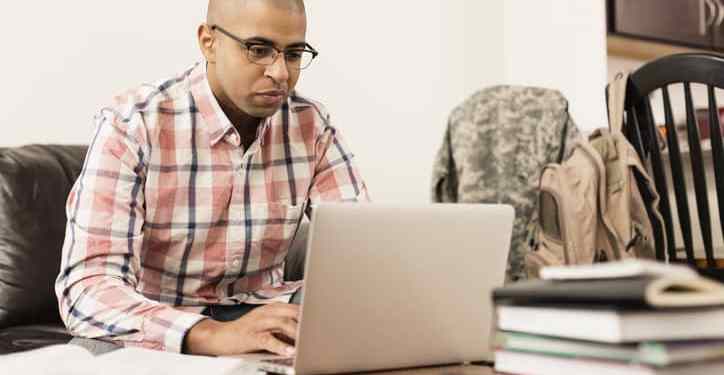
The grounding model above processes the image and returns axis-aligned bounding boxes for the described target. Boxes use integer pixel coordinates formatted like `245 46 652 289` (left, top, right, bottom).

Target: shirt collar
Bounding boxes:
189 62 235 147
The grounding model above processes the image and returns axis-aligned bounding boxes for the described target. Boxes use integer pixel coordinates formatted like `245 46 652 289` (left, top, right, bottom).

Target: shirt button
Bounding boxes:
232 258 241 267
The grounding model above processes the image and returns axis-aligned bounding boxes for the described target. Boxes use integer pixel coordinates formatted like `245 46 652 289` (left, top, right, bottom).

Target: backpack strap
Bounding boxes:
623 141 669 261
608 73 668 261
607 72 629 135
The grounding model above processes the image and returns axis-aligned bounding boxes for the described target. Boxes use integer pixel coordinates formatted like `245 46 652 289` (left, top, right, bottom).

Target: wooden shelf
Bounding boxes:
607 34 713 61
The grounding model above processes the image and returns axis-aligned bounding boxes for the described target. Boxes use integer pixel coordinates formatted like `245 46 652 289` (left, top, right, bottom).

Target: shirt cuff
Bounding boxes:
142 307 208 353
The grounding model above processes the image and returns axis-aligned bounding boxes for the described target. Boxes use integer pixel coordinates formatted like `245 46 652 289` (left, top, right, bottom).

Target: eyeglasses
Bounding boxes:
210 25 319 70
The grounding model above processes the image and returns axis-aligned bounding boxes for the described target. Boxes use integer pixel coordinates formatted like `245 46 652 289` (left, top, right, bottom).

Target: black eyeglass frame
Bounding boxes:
210 24 319 70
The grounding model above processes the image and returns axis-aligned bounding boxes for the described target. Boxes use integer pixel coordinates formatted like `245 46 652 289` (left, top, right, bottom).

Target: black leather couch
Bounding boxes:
0 145 87 354
0 144 309 355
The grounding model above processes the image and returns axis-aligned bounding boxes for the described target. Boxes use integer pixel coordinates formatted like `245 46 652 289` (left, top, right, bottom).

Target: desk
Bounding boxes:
341 364 496 375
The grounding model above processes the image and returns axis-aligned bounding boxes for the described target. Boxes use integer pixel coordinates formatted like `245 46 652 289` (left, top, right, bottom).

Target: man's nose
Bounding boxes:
265 54 290 83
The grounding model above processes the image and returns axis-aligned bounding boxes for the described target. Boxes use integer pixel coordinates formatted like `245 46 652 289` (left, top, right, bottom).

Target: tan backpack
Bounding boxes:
525 73 666 279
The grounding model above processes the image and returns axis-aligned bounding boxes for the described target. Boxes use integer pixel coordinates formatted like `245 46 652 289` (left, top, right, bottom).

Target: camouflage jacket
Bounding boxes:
431 86 581 281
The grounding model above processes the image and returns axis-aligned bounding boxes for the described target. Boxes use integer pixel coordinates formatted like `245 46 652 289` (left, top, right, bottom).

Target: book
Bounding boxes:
496 304 724 343
492 276 724 308
539 259 699 281
0 344 264 375
494 350 724 375
496 331 724 366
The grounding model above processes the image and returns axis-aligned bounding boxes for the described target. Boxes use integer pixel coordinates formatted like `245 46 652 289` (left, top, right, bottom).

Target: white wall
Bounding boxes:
502 0 609 132
0 2 205 147
300 1 505 203
1 1 608 203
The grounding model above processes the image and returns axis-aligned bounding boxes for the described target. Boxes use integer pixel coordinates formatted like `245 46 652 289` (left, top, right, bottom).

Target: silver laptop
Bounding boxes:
235 203 514 375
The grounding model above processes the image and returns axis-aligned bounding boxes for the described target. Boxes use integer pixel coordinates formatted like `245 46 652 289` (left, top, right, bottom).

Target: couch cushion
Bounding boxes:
0 324 72 355
0 145 87 329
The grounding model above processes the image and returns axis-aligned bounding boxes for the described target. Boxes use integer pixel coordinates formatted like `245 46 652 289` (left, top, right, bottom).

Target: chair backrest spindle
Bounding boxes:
707 86 724 263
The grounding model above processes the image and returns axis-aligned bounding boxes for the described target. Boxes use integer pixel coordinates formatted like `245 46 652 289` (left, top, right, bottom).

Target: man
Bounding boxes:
55 0 369 357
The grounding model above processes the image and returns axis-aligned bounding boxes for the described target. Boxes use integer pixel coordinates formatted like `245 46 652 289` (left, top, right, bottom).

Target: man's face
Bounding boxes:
209 1 307 119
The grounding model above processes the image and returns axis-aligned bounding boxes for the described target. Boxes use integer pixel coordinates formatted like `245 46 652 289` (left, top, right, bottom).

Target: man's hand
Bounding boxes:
184 303 300 356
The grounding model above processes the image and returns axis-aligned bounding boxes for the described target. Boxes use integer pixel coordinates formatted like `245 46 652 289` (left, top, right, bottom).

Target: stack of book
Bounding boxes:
492 260 724 374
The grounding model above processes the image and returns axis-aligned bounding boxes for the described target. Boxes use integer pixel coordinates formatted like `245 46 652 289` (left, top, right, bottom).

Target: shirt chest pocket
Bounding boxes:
249 202 305 265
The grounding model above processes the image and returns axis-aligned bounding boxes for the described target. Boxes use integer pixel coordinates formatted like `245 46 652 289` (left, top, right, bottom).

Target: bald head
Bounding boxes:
199 0 309 124
207 0 305 26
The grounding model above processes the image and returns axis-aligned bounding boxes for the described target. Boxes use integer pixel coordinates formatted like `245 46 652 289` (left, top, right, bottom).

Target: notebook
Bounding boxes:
492 276 724 308
495 349 724 375
0 344 262 375
496 331 724 366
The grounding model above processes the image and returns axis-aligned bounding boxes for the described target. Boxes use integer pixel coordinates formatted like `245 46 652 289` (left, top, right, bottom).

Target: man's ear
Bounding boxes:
197 24 216 63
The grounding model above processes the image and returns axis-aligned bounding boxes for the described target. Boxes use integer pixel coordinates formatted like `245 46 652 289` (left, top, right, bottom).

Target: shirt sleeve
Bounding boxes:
54 109 206 352
308 119 371 207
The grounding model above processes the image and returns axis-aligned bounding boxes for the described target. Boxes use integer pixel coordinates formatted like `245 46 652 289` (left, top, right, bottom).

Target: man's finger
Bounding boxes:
273 318 298 342
258 317 298 340
261 333 296 357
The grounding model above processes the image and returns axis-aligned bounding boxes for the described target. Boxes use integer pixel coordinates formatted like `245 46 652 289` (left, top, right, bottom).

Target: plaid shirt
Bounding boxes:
55 62 369 352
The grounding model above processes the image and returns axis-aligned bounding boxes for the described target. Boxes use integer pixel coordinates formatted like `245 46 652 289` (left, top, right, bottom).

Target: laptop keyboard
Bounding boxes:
262 357 294 367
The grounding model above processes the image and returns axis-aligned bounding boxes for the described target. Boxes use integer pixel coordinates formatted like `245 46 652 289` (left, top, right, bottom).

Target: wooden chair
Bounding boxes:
620 53 724 281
